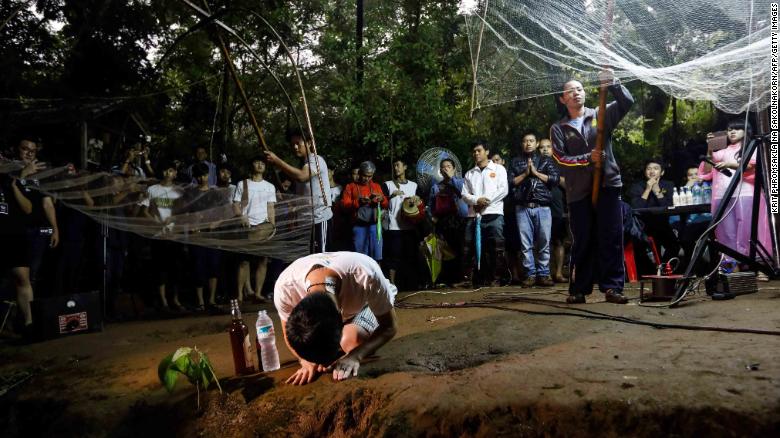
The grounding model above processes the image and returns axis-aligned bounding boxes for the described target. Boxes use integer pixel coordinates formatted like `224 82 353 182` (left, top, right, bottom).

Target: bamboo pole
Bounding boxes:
591 0 615 206
215 34 269 152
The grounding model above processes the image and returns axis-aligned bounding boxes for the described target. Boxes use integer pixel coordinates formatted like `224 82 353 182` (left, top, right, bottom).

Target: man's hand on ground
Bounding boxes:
286 360 320 385
329 354 360 381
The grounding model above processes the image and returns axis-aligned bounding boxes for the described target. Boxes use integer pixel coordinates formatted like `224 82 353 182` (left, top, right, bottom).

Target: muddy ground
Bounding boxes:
1 282 780 437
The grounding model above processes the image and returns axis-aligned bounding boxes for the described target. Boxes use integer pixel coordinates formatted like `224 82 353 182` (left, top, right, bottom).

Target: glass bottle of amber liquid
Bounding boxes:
228 299 256 375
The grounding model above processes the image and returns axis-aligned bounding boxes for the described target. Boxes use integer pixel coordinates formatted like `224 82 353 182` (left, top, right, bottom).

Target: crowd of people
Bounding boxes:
1 74 772 347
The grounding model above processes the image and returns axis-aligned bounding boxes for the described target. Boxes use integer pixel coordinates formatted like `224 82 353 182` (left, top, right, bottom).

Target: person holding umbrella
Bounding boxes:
461 141 508 288
550 70 634 304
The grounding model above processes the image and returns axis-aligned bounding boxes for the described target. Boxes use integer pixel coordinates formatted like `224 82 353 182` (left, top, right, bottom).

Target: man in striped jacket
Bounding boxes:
550 71 634 304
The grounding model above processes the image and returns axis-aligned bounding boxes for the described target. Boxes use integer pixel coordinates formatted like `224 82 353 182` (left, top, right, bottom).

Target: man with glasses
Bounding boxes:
16 139 60 292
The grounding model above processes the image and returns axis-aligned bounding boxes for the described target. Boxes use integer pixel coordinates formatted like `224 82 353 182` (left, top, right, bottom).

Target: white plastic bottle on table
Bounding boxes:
703 182 712 203
682 187 692 205
255 310 280 372
672 187 680 206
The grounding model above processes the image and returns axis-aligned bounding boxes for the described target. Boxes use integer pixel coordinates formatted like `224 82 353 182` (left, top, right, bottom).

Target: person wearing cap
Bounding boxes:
382 158 422 287
274 251 398 385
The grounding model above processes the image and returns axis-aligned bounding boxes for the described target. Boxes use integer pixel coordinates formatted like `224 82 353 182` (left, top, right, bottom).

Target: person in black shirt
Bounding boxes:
627 158 680 273
507 133 560 287
16 139 60 294
0 172 34 332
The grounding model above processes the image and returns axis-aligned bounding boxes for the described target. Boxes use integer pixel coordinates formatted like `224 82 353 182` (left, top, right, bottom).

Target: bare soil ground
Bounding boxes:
1 282 780 437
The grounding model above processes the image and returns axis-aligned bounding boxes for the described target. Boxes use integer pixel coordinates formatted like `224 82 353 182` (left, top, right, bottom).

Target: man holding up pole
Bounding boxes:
550 70 633 304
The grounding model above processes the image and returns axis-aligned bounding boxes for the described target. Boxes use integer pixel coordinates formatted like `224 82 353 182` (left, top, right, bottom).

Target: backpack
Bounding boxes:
433 184 459 217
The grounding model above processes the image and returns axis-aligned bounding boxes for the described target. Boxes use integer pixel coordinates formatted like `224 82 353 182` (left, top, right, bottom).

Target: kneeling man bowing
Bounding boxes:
274 251 398 385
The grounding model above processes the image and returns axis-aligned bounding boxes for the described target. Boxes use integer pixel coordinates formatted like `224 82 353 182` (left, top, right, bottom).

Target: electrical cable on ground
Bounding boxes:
395 290 780 337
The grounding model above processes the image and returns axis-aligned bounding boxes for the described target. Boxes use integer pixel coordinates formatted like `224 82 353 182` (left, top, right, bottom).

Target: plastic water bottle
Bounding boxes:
682 187 692 205
703 182 712 203
691 183 702 204
672 187 680 206
255 310 280 372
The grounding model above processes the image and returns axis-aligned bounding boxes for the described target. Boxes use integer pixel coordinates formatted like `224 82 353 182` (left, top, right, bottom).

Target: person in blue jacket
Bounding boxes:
427 158 468 286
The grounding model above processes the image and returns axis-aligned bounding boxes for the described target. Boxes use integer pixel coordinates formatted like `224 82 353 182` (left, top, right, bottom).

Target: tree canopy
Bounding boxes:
1 0 722 186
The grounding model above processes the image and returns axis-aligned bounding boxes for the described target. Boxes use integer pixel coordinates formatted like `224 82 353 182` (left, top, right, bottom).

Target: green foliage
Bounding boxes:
158 347 221 397
0 0 720 179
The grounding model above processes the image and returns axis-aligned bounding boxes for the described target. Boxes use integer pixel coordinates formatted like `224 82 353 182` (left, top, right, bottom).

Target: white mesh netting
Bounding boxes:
2 163 316 262
464 0 771 114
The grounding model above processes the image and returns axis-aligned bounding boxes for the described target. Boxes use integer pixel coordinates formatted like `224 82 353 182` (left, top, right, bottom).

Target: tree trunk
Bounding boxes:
220 55 232 154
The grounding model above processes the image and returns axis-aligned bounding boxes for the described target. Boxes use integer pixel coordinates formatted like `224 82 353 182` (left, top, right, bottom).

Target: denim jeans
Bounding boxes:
515 205 552 277
353 224 383 261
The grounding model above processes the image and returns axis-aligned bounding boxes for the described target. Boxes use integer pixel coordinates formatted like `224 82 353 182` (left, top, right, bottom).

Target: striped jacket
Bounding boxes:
550 82 633 203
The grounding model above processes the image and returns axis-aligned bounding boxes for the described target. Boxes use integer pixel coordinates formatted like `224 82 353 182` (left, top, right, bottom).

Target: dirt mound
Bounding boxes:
2 286 780 437
173 381 779 437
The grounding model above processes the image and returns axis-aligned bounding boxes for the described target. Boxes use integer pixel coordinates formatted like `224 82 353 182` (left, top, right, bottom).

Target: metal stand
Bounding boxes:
0 301 17 333
101 218 108 320
672 135 779 305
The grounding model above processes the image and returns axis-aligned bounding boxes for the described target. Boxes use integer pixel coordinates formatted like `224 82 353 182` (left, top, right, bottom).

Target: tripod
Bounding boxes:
673 134 779 304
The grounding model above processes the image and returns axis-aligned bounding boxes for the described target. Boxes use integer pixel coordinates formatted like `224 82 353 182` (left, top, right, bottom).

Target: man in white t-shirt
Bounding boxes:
264 129 333 253
141 160 185 310
274 251 398 385
383 158 421 286
232 157 277 302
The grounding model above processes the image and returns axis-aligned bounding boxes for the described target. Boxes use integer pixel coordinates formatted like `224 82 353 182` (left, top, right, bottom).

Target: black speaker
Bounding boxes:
705 271 758 300
30 291 104 340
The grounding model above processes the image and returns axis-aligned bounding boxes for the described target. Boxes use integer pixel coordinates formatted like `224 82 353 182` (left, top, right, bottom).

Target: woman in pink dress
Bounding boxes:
698 119 772 271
